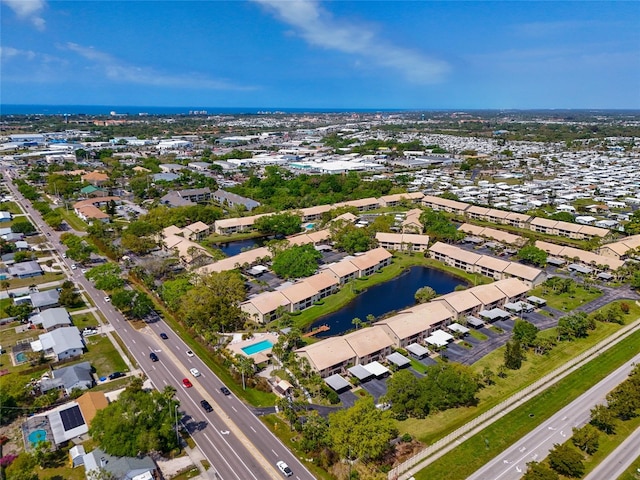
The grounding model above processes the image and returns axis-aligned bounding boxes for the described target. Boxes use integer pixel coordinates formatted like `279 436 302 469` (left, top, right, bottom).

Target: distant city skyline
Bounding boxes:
1 1 639 110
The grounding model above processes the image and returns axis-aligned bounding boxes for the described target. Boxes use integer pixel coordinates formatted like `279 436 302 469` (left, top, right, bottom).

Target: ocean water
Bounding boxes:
0 104 412 116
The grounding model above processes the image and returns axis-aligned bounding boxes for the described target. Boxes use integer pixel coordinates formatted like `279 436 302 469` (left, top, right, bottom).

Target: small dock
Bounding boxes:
303 325 330 338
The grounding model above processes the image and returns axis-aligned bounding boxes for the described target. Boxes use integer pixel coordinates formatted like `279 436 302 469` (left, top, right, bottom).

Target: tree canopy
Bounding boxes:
328 397 397 461
415 286 437 304
419 209 464 243
271 244 322 279
517 245 548 267
330 220 374 253
254 212 302 236
89 383 180 457
383 369 430 418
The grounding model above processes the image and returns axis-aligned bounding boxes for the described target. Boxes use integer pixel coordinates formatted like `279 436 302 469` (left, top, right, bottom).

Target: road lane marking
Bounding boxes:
250 426 256 433
231 406 237 413
272 449 278 457
202 432 242 480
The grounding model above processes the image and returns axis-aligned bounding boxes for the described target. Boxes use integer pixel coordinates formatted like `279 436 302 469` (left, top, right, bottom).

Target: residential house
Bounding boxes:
347 247 393 277
40 361 94 394
375 232 430 252
598 234 640 260
35 326 84 361
212 189 261 211
378 192 424 208
8 260 43 279
343 327 394 365
31 307 71 331
241 291 290 324
83 448 160 480
375 301 454 347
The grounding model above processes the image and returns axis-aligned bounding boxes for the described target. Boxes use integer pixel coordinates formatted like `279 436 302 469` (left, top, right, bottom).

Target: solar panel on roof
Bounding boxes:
60 405 85 431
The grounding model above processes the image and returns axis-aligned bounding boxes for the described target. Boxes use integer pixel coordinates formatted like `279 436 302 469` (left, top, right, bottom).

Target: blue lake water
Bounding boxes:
215 238 265 257
311 266 465 337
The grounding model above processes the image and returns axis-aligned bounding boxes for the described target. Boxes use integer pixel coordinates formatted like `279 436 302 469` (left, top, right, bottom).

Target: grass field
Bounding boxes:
83 334 129 377
3 271 65 289
412 326 640 480
529 284 603 311
55 207 88 231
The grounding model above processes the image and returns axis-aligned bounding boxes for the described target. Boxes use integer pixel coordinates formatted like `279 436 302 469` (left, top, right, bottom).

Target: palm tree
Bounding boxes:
351 317 363 330
235 354 255 390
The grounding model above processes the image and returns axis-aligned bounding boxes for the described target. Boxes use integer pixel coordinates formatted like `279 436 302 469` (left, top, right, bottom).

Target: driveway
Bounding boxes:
338 390 358 409
360 377 388 402
443 343 471 363
417 356 438 367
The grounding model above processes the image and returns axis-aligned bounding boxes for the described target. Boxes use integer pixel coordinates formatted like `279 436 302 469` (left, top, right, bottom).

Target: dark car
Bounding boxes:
159 332 168 340
200 400 213 412
220 386 231 396
108 372 125 380
149 352 159 362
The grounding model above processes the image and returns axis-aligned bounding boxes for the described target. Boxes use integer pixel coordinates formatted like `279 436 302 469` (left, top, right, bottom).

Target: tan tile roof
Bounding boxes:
304 271 339 291
244 291 290 314
280 282 318 304
296 337 356 371
343 326 394 358
376 302 453 339
492 277 531 298
435 290 482 313
470 283 506 306
76 391 108 426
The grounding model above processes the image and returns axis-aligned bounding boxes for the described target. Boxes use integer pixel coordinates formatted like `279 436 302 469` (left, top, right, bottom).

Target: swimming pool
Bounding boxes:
241 340 273 356
305 223 315 230
28 429 47 446
15 352 27 363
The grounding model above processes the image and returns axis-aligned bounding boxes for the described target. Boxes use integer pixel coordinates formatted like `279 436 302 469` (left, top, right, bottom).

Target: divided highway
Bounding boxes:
4 171 316 480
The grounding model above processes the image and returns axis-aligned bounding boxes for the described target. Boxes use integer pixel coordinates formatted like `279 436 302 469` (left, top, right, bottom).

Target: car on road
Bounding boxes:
104 296 111 302
159 332 168 340
71 264 77 270
186 350 194 357
220 386 231 396
182 378 193 388
200 400 213 412
190 368 201 377
276 460 293 477
108 372 125 380
149 352 159 362
81 268 87 274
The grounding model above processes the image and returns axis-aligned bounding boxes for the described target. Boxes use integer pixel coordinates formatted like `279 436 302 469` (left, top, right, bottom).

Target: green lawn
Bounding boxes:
468 329 488 341
0 201 24 214
413 327 640 480
529 284 603 311
55 207 88 231
71 312 99 327
619 456 640 480
3 271 65 289
83 334 129 377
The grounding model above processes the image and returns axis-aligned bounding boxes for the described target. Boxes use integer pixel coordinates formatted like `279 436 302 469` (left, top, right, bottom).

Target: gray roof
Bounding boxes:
212 189 261 210
347 364 374 381
466 315 485 327
447 323 470 334
40 361 93 393
152 172 180 182
40 326 84 354
568 263 593 274
479 308 511 320
324 374 351 392
29 290 61 309
160 191 195 207
84 448 157 480
386 352 411 368
406 343 430 357
8 260 42 277
32 307 70 330
526 295 546 305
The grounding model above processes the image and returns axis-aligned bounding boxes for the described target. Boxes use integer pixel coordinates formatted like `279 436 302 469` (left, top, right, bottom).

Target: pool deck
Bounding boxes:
226 332 279 361
22 414 55 451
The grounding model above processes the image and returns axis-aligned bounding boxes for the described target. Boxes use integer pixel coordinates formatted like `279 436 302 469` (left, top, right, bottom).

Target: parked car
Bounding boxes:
108 372 125 380
190 368 201 377
159 332 168 340
276 460 293 477
182 378 193 388
200 400 213 412
149 352 159 362
220 386 231 396
82 328 98 336
70 264 77 270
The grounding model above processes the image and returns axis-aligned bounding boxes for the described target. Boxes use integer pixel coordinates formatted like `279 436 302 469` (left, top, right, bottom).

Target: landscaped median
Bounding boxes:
392 318 640 480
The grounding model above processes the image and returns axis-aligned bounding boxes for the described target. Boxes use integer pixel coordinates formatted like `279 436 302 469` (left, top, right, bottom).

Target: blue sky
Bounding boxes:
1 1 639 109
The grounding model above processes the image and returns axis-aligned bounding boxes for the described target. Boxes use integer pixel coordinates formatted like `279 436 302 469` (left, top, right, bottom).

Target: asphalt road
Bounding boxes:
468 351 640 480
3 172 315 480
583 425 640 480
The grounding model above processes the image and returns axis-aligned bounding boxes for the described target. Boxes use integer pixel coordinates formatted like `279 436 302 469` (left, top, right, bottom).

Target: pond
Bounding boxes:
311 266 465 338
214 237 265 257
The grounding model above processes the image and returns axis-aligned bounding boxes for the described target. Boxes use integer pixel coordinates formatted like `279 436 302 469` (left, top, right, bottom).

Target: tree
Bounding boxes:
589 404 616 434
415 286 437 304
86 263 124 290
513 319 539 347
328 397 397 461
419 209 464 243
557 312 593 340
481 366 495 386
5 304 33 323
504 338 524 370
178 270 246 337
271 244 321 279
254 212 301 236
330 221 373 253
10 221 36 235
606 380 640 420
89 384 179 457
547 443 584 478
4 452 38 480
383 369 429 418
423 363 480 410
300 411 329 453
571 424 599 454
522 461 559 480
130 291 154 319
160 277 193 311
58 280 81 307
517 245 548 267
351 317 363 330
234 354 255 390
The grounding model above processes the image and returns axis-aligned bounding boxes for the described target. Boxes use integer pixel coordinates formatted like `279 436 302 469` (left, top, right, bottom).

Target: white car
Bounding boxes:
276 461 292 477
190 368 201 377
186 350 194 357
70 264 77 270
104 296 111 302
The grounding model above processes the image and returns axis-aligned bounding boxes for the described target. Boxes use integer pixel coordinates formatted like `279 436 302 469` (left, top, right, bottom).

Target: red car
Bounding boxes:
182 378 193 388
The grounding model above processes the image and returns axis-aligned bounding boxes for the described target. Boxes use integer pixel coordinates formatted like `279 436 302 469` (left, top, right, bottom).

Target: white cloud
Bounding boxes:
252 0 449 84
0 46 36 61
1 0 46 30
64 43 255 91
